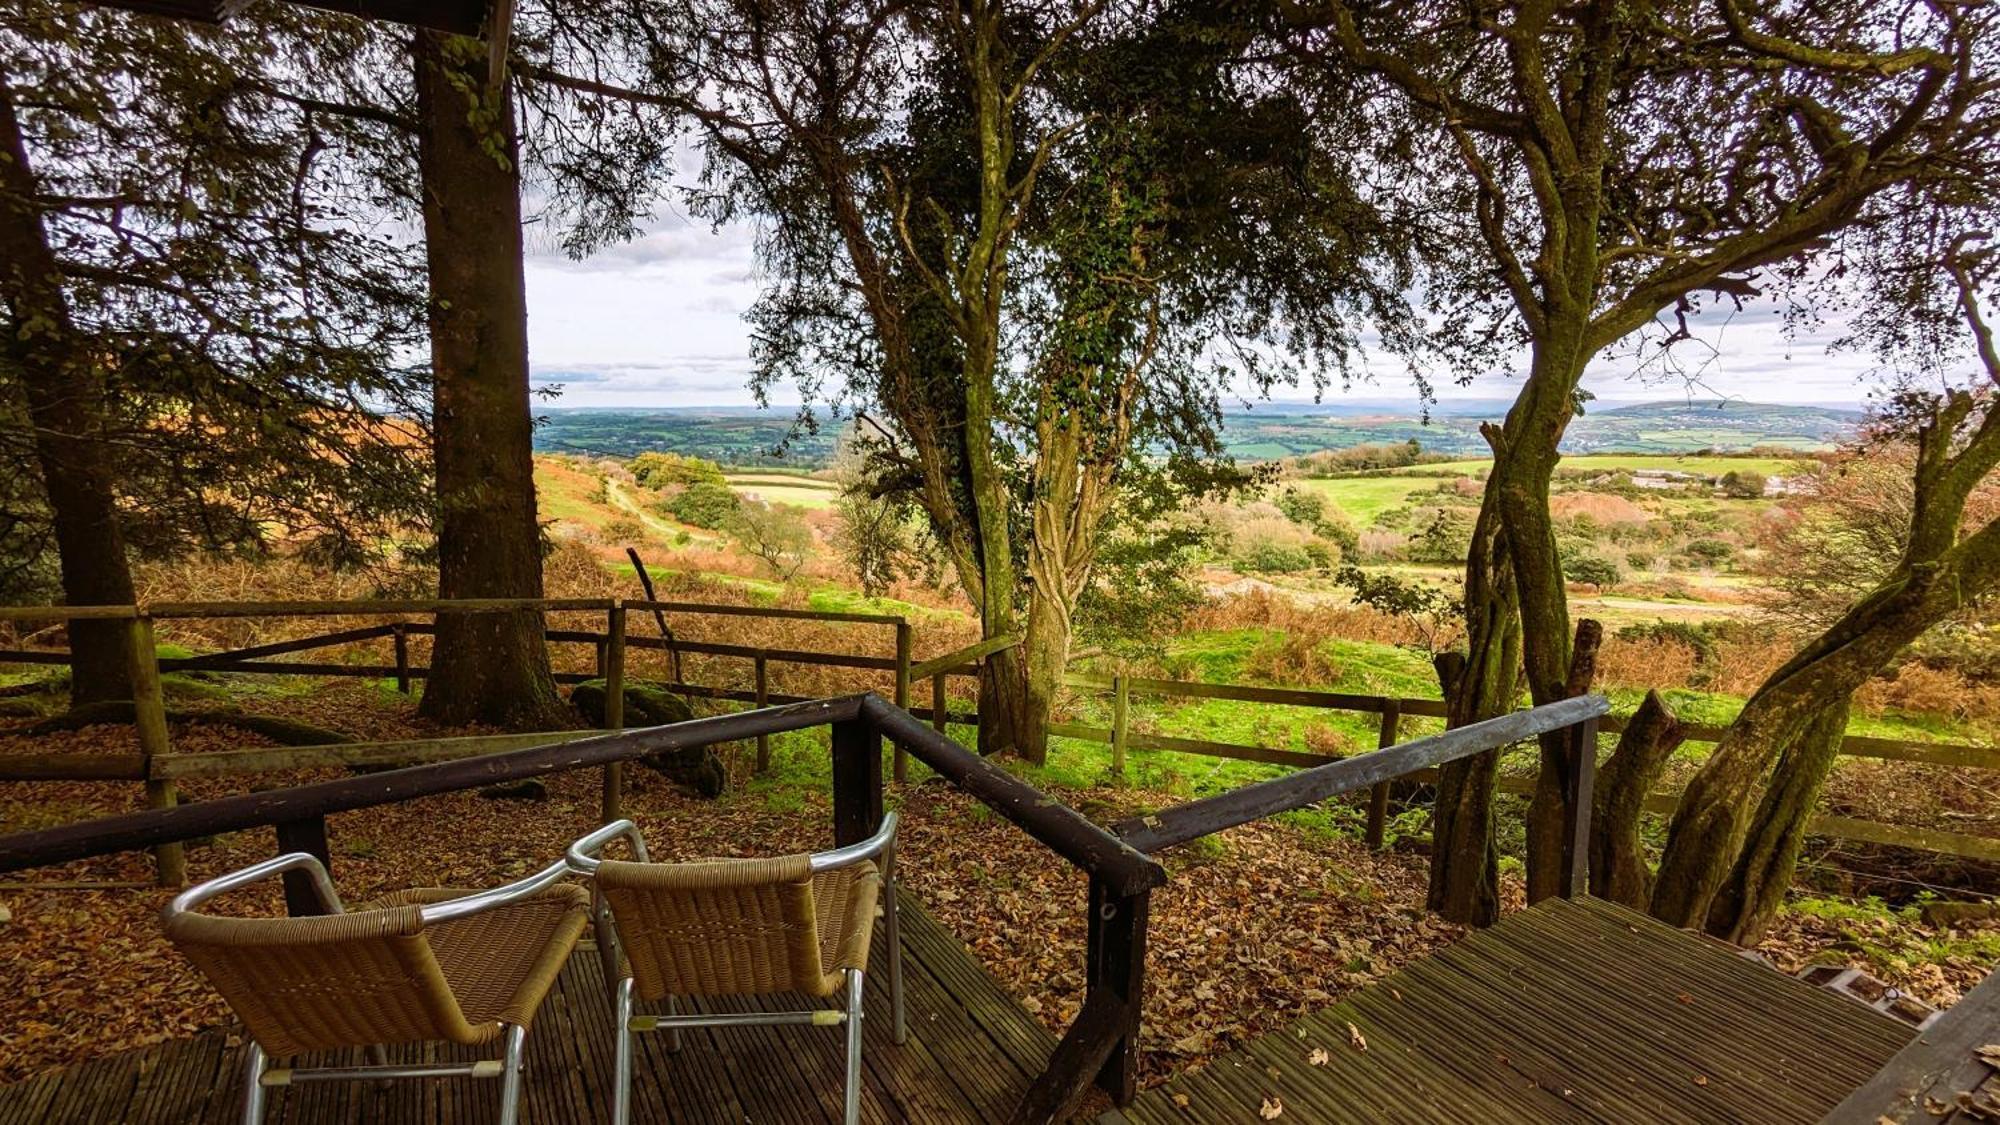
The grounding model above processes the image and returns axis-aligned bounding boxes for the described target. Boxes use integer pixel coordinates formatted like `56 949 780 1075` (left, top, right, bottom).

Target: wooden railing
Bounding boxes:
4 601 1994 866
0 690 1165 1124
1059 673 2000 864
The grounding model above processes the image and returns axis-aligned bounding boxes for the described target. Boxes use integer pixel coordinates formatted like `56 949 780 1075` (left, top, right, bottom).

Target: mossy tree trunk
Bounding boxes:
1588 689 1685 909
410 31 569 730
1654 375 2000 939
0 72 136 705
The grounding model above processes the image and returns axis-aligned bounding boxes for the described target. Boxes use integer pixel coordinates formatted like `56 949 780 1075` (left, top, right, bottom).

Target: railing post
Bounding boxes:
892 621 912 784
274 814 332 916
391 623 411 694
1088 876 1149 1104
753 651 771 774
1561 714 1599 898
931 672 948 733
1110 674 1129 779
128 615 184 888
830 717 884 847
601 602 626 822
1366 700 1402 850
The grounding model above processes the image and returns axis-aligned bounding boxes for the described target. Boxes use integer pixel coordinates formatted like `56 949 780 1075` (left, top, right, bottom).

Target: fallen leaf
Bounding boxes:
1308 1047 1330 1066
1259 1094 1284 1119
1346 1022 1368 1052
1693 1074 1709 1087
1172 1092 1190 1108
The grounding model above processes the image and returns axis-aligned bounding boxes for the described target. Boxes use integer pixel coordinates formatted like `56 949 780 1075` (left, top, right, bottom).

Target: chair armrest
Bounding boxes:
164 852 344 921
810 811 899 873
417 858 576 926
565 819 651 874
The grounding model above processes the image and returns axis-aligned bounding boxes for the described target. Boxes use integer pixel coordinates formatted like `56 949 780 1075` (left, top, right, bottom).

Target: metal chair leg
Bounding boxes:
613 976 636 1125
240 1041 268 1125
844 968 865 1125
497 1024 527 1125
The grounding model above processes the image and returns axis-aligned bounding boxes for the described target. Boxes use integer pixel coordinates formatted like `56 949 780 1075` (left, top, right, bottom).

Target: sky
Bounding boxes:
521 208 1897 413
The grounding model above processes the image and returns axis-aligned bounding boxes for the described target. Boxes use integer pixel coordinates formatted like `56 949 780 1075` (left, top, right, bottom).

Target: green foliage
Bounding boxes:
1560 549 1622 589
1275 486 1361 555
1681 537 1736 568
727 501 813 581
1718 470 1767 499
631 452 726 490
665 482 741 529
1408 507 1475 564
1334 564 1464 653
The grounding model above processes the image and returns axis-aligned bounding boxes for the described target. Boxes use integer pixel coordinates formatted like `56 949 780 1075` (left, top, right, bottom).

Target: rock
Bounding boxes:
570 680 697 727
478 778 549 801
1920 900 2000 928
569 680 726 798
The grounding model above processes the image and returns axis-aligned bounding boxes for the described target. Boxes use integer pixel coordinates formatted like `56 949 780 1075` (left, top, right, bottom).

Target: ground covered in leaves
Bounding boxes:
0 680 1992 1090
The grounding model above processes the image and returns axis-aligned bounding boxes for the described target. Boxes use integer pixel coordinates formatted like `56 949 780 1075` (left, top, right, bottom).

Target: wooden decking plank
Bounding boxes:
1449 918 1832 1117
1499 901 1902 1098
900 903 1055 1074
1253 1005 1491 1125
1232 1018 1463 1125
1383 952 1670 1122
1564 898 1908 1058
888 921 1043 1113
684 989 837 1125
1334 980 1595 1124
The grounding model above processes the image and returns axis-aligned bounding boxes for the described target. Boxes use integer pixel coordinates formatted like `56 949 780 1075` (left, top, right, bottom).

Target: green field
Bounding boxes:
1290 476 1453 522
1388 453 1807 478
725 473 838 510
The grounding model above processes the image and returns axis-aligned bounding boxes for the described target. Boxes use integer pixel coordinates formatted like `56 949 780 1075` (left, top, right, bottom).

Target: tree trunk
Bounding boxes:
1652 560 1990 926
1588 689 1685 908
0 73 136 704
410 31 568 730
1426 511 1517 925
1524 618 1601 903
1705 701 1848 944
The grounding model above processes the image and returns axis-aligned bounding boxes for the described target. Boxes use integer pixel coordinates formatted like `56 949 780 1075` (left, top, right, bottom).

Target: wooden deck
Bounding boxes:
0 897 1056 1124
1108 896 1913 1125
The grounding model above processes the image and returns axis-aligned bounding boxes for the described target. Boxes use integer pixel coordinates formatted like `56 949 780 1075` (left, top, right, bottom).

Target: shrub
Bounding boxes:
631 451 726 490
1562 552 1622 589
1624 550 1655 572
1682 537 1735 568
601 516 646 544
1718 470 1767 499
666 482 741 529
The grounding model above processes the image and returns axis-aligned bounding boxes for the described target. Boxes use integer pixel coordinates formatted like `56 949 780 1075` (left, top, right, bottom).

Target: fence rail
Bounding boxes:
3 601 1994 867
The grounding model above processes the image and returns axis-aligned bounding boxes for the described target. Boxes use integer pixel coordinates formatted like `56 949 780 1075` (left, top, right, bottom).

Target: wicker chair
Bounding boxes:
567 815 905 1125
162 851 591 1125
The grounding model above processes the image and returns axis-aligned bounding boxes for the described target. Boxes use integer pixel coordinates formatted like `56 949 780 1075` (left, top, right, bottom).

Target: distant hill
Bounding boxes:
532 399 1860 467
1214 399 1861 460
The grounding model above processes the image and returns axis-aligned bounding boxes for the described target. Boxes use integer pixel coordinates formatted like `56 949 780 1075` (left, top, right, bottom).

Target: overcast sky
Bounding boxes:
521 210 1899 413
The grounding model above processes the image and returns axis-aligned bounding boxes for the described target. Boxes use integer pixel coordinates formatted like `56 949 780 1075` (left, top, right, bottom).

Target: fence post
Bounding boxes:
754 652 771 774
601 602 626 822
275 815 332 917
391 623 411 694
1087 876 1150 1104
128 615 184 888
1560 714 1599 898
1110 674 1129 779
931 672 948 733
1365 700 1402 850
830 716 883 848
892 621 912 784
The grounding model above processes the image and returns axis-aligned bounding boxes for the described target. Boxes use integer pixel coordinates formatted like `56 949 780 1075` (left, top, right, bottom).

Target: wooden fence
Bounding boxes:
3 601 1996 876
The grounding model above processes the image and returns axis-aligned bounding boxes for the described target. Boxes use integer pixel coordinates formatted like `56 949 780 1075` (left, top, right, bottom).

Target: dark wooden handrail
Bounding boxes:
0 695 865 873
1819 967 2000 1123
859 695 1165 896
1115 693 1611 853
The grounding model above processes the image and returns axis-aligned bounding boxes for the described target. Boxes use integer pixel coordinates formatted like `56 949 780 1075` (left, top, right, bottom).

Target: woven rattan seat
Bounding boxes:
161 852 590 1125
571 815 906 1125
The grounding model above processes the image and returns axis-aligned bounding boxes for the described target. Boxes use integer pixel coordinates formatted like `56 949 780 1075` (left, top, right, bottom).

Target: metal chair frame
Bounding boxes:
165 851 578 1125
567 814 905 1125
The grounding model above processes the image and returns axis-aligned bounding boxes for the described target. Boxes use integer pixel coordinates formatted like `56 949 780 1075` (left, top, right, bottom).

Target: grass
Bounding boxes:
1380 453 1805 479
1290 477 1448 523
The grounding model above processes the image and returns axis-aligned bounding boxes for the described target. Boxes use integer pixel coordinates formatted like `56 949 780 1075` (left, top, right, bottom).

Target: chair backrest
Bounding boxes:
164 904 480 1055
596 853 836 1000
